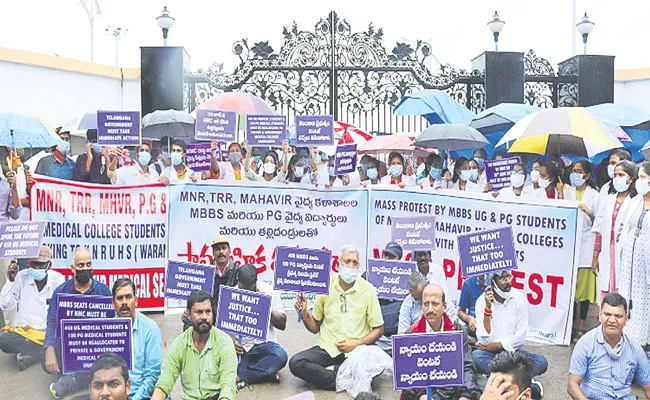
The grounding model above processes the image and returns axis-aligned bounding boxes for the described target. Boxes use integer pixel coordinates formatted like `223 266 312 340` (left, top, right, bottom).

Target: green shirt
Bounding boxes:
154 326 237 400
312 275 384 357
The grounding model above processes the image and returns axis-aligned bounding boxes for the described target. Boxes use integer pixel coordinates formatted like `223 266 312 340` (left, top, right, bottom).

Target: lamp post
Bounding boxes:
576 13 595 55
487 11 505 52
156 6 175 47
105 26 128 66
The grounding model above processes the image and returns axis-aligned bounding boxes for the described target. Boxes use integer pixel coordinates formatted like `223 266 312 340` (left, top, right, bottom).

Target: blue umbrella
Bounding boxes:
586 103 650 163
393 89 475 125
0 112 63 148
471 103 542 134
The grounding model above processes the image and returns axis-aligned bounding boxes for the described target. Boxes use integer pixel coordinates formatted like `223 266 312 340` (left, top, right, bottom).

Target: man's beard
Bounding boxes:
193 320 211 334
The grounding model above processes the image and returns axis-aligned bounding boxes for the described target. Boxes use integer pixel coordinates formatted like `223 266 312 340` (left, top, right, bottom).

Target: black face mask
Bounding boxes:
75 269 92 284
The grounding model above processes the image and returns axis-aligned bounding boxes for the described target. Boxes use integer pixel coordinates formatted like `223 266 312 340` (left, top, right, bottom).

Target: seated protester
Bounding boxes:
413 250 456 320
73 129 111 184
43 248 112 399
473 271 546 398
244 140 289 183
0 247 64 370
159 139 198 183
417 153 446 190
398 271 428 334
88 353 131 400
210 141 245 182
233 264 288 387
480 351 536 400
152 290 237 400
35 130 75 180
108 142 160 185
289 245 384 391
401 284 482 400
449 157 481 192
458 274 489 342
380 152 415 187
493 163 533 199
568 293 650 400
111 279 162 400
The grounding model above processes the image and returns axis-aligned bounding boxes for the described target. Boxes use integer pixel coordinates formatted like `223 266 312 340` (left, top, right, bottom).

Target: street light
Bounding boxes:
156 6 175 47
105 26 128 66
576 13 595 55
487 11 505 52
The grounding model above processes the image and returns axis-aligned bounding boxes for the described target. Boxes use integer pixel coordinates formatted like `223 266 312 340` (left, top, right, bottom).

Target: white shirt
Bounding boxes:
475 289 528 352
161 165 197 183
111 164 160 186
497 185 533 199
215 161 246 182
449 180 482 192
0 269 65 330
380 173 416 186
241 281 285 351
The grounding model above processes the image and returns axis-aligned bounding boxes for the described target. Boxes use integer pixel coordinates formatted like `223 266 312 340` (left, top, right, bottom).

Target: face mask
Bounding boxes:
613 176 630 193
230 152 242 164
367 167 378 180
530 170 540 183
470 169 479 182
75 269 92 284
569 172 585 188
57 142 70 155
138 151 151 166
538 178 551 189
429 168 442 180
389 165 403 177
263 162 276 174
491 281 511 299
162 151 170 160
636 178 650 196
321 153 328 161
607 164 616 179
474 157 485 169
510 173 526 188
91 144 103 153
339 266 358 284
328 166 335 177
30 268 48 281
170 152 183 166
460 170 473 182
360 162 369 173
294 166 304 178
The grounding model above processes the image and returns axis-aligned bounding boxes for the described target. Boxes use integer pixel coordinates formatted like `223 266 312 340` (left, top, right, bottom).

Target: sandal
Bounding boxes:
572 329 587 344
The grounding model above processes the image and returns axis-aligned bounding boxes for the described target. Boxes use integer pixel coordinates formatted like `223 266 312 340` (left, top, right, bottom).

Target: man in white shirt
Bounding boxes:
473 270 547 398
108 143 161 185
232 264 288 388
0 246 65 370
413 250 456 320
160 140 197 183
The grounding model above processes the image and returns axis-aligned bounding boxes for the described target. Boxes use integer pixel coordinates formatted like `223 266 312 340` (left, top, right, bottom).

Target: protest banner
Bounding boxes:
56 294 115 338
165 260 216 302
0 221 46 259
185 143 212 172
97 111 141 146
247 115 287 146
31 176 169 309
391 216 436 251
167 183 368 308
369 187 582 345
216 286 272 341
334 144 357 175
195 109 237 142
366 259 416 301
274 246 330 295
485 156 521 191
61 318 132 374
295 115 334 146
392 332 464 390
458 226 517 277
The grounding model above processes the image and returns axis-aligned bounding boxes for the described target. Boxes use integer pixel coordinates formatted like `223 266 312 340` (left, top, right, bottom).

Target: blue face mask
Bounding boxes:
170 152 183 166
294 166 305 178
321 153 328 161
91 144 102 153
138 151 151 166
339 266 358 284
57 141 70 155
162 152 170 160
470 169 479 181
230 152 242 164
367 167 378 180
328 166 335 177
569 172 585 188
474 157 485 169
30 268 48 281
460 170 473 182
429 167 442 180
389 165 403 177
613 177 630 193
361 162 368 173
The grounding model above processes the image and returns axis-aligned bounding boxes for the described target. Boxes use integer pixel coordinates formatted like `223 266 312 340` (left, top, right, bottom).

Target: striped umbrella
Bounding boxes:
334 121 373 145
194 92 278 116
496 107 623 158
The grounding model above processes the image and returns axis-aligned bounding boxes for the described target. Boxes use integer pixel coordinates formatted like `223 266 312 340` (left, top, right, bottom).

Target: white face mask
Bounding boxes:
607 164 616 179
262 162 276 174
510 174 526 188
492 282 512 299
537 178 551 189
530 170 540 183
636 178 650 196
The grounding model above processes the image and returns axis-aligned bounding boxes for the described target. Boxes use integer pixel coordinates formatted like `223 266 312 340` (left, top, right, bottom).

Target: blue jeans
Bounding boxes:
238 342 288 384
472 349 548 377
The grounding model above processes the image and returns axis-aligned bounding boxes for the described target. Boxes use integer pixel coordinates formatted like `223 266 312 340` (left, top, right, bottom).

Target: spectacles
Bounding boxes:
340 293 348 313
75 262 92 268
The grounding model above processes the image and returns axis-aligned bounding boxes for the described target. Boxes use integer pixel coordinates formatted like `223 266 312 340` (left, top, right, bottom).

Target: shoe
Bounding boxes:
16 353 28 371
530 378 544 399
49 375 78 399
236 381 247 391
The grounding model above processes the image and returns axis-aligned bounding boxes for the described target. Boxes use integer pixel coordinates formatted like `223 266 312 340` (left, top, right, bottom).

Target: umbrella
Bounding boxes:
393 89 475 124
586 103 650 163
142 109 195 140
496 107 623 158
194 92 278 116
358 134 414 155
0 112 63 148
62 111 98 136
334 121 373 145
414 124 489 151
470 103 542 134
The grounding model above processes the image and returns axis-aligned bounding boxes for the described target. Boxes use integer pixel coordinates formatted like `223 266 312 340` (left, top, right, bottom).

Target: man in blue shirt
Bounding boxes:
42 247 112 399
568 293 650 400
35 130 75 180
458 274 488 342
110 278 162 400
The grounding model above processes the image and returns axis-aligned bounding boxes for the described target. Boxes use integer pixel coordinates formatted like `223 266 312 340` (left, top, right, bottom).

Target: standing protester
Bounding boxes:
528 159 542 191
211 142 246 182
159 140 197 183
1 146 30 221
600 149 633 195
494 163 532 199
531 161 572 200
35 129 75 180
473 148 488 191
417 153 446 190
381 152 415 187
289 245 384 391
108 142 160 185
450 157 481 192
43 248 112 399
244 140 289 182
72 129 111 184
